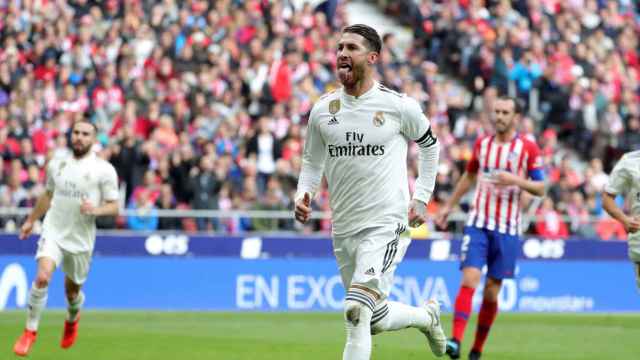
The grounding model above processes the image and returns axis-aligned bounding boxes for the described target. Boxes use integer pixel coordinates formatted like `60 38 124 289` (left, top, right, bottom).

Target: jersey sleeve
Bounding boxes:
45 159 57 193
295 103 327 201
605 158 631 196
466 137 482 174
400 97 432 143
100 164 120 201
525 140 545 181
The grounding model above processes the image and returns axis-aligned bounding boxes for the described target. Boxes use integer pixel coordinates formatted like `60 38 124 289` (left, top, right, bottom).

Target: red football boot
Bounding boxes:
14 329 37 356
61 316 80 349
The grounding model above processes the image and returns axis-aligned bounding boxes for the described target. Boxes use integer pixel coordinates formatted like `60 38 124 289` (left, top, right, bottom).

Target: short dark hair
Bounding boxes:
498 95 523 115
342 24 382 53
72 118 98 135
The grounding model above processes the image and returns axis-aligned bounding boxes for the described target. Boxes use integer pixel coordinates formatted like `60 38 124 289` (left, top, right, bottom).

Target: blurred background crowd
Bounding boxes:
0 0 638 239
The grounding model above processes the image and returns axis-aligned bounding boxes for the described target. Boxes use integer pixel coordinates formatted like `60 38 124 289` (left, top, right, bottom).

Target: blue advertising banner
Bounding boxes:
1 257 638 312
0 233 630 260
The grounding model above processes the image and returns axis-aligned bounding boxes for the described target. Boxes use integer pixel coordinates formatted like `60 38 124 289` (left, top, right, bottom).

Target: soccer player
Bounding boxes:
294 24 446 360
13 120 119 356
602 151 640 289
435 97 546 360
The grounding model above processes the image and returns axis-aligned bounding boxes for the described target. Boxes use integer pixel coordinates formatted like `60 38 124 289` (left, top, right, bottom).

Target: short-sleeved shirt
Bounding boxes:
466 134 543 235
42 152 119 253
296 82 435 237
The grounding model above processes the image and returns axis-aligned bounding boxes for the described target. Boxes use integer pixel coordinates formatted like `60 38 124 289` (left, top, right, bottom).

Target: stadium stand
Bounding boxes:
0 0 639 239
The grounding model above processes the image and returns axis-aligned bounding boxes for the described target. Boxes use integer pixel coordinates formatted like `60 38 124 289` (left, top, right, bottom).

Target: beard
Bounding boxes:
72 143 92 157
337 62 365 87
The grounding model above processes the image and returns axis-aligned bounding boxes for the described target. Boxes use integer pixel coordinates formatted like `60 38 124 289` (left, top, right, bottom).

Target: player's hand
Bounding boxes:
624 216 640 234
408 199 428 228
80 198 96 216
435 204 452 229
19 219 34 240
493 171 522 187
294 193 312 224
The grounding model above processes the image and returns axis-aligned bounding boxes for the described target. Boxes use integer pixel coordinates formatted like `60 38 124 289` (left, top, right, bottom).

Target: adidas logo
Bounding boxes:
328 116 339 125
365 267 375 276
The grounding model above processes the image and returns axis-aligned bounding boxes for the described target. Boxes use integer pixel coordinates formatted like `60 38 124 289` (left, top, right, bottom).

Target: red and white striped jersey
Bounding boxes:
466 134 543 235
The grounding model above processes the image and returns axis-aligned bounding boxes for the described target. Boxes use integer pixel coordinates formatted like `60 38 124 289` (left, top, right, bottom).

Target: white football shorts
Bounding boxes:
333 223 410 300
35 236 91 285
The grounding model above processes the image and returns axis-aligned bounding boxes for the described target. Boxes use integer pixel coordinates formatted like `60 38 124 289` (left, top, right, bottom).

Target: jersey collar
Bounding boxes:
341 81 379 104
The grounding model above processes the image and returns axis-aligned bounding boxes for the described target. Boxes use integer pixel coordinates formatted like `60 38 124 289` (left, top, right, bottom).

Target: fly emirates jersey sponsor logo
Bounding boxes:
327 131 385 158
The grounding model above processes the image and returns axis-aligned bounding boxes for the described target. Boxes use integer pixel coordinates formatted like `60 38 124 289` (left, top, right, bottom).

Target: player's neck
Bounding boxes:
495 129 517 143
343 77 375 98
73 151 93 160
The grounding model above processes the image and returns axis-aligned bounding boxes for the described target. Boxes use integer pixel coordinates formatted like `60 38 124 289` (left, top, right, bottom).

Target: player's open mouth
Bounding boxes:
337 62 352 78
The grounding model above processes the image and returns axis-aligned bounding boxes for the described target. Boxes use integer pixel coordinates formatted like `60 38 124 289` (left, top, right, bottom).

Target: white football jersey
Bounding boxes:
297 82 435 237
605 150 640 259
42 151 119 253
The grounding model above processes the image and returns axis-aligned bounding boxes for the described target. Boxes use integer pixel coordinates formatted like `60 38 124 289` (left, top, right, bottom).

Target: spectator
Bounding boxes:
188 156 222 232
535 198 569 239
126 189 159 231
156 183 182 231
246 116 282 195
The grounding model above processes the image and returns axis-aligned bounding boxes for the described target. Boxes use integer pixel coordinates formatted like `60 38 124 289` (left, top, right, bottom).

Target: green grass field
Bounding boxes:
1 311 639 359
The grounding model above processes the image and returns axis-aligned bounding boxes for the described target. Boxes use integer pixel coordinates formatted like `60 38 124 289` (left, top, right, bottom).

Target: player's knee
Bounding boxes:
35 272 51 288
344 300 364 326
370 321 384 335
483 278 502 301
65 289 80 301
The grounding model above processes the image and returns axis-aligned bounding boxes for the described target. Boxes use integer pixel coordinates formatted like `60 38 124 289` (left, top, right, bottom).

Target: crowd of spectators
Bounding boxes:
0 0 637 239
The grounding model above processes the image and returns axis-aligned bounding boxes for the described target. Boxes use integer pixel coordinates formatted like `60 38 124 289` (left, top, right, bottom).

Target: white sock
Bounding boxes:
343 303 373 360
26 283 48 332
371 301 431 334
66 291 85 322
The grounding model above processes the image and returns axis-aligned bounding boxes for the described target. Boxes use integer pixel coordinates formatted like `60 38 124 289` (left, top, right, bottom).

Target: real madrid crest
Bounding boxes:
329 99 341 115
373 111 385 127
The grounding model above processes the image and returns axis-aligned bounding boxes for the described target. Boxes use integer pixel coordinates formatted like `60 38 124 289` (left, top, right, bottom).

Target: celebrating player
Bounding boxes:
602 151 640 289
13 120 119 356
294 24 446 360
436 97 546 359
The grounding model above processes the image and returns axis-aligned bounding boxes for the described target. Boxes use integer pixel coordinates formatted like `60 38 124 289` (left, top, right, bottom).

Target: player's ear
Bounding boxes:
367 52 379 65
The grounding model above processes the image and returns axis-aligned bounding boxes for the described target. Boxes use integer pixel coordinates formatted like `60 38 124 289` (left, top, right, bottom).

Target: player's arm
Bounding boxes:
20 190 53 240
602 193 640 233
602 159 640 233
435 136 482 228
495 171 546 196
20 160 56 239
81 165 120 217
400 97 440 226
294 104 326 223
435 170 478 228
81 199 119 217
495 141 546 197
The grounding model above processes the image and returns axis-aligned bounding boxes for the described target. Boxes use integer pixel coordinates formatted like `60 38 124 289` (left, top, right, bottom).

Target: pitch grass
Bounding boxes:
1 311 639 359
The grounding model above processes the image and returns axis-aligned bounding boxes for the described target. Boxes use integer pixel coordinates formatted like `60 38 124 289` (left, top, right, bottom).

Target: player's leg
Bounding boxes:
368 226 446 355
338 229 375 360
343 284 376 360
468 231 518 358
60 251 90 349
628 246 640 290
447 227 488 359
14 238 62 356
469 276 501 359
332 234 372 360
